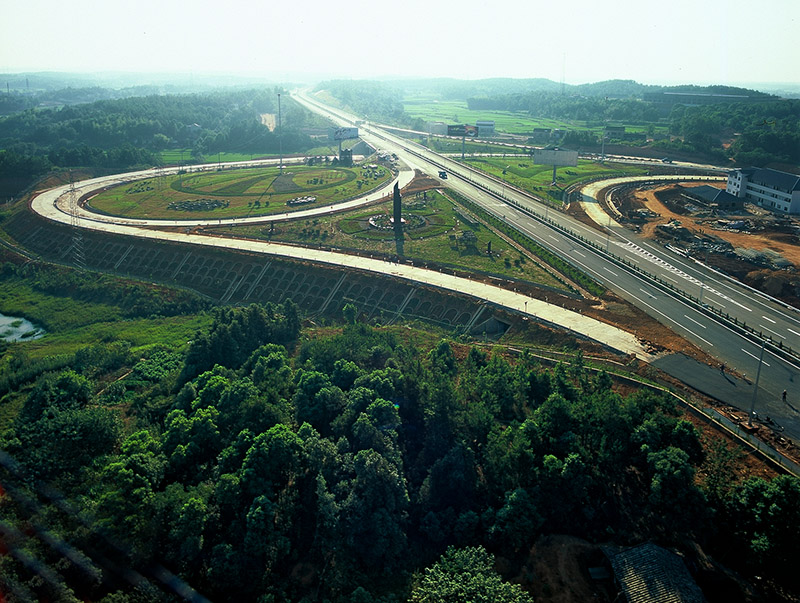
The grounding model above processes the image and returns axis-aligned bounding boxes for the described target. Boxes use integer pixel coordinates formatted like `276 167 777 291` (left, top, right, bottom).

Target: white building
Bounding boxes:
476 120 495 136
428 122 448 136
726 167 800 214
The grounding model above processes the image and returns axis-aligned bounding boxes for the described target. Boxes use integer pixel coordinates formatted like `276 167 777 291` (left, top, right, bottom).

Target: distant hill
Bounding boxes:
573 79 654 97
391 77 776 101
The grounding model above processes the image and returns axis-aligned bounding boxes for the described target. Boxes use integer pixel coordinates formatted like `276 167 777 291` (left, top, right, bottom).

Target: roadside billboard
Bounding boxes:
532 149 579 167
447 124 479 137
332 127 359 141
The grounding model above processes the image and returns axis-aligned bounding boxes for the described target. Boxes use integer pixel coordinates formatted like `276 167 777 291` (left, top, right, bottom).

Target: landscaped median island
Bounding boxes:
86 163 392 220
209 186 568 292
464 157 652 204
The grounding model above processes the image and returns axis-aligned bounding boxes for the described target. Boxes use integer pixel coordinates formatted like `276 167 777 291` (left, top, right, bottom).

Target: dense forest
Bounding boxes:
0 88 320 198
1 260 799 601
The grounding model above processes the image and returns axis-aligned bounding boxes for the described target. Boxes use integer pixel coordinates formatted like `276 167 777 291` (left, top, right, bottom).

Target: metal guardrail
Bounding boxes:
706 409 800 476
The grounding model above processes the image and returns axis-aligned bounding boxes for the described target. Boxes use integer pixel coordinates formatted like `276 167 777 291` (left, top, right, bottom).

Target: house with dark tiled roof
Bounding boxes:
726 167 800 214
682 185 743 211
604 543 707 603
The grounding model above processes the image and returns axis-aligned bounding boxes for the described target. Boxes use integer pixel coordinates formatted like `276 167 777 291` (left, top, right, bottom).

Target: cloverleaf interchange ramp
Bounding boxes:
28 161 652 361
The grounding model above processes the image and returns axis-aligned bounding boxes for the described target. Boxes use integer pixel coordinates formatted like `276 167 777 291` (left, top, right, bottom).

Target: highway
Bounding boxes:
293 90 800 443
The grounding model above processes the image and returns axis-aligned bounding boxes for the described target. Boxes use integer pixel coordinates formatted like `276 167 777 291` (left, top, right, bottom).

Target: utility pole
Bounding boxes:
67 172 85 271
278 92 283 175
748 339 767 427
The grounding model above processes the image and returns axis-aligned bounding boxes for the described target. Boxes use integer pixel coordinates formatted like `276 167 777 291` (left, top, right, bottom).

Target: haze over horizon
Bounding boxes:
2 0 799 89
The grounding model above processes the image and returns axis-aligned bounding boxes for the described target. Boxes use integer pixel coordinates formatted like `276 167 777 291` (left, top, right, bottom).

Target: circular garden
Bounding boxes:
86 164 391 220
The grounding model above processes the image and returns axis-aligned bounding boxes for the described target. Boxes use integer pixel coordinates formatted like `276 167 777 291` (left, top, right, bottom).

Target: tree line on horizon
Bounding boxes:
317 78 799 168
0 88 321 198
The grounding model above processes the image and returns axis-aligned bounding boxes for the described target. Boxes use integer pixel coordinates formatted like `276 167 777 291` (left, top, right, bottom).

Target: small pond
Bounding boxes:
0 313 45 342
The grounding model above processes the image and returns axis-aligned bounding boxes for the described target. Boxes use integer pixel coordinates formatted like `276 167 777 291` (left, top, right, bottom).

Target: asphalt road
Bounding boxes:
293 91 800 443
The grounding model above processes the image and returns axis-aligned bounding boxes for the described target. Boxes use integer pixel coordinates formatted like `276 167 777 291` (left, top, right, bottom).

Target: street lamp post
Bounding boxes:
748 339 767 427
278 93 283 175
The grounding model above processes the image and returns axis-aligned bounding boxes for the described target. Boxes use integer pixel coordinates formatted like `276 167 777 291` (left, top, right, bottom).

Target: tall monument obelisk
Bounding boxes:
392 182 402 238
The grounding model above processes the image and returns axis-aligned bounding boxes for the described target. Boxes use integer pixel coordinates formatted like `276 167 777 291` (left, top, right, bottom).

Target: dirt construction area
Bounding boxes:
572 180 800 310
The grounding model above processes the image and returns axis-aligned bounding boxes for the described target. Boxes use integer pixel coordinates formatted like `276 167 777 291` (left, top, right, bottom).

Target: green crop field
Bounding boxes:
87 164 392 219
404 98 580 135
403 97 671 139
159 150 267 165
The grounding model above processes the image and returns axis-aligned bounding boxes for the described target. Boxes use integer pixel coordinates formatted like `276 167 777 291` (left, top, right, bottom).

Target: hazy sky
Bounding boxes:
2 0 798 86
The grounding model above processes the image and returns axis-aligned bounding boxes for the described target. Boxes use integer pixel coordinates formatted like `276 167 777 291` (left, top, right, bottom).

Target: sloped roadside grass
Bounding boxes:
447 189 606 297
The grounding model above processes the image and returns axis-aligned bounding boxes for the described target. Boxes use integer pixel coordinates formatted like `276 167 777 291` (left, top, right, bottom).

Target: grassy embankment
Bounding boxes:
465 157 651 204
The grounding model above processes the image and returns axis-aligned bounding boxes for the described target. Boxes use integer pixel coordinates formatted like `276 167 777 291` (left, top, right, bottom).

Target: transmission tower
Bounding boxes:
67 177 86 270
154 165 163 189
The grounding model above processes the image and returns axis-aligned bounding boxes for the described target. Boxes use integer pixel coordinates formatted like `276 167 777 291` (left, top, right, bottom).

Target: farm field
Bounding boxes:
87 164 391 220
404 99 569 135
160 139 361 167
159 150 260 165
403 97 671 138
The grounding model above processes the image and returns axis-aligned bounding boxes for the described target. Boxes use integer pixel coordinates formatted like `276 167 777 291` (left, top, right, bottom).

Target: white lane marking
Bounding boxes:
762 315 776 324
742 348 770 366
789 328 800 337
640 288 656 299
760 325 785 340
627 292 714 347
684 314 707 329
680 325 714 346
572 250 586 258
603 267 618 276
617 240 752 311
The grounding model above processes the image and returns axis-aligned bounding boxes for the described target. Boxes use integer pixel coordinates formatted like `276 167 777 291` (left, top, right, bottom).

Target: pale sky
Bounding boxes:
1 0 798 87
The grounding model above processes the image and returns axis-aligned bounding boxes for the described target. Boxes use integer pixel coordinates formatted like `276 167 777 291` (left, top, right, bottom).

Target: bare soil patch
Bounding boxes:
629 184 800 265
621 183 800 308
513 535 610 603
260 113 277 131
